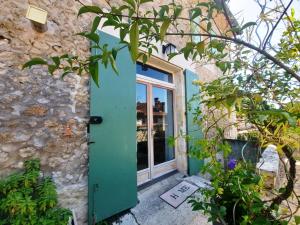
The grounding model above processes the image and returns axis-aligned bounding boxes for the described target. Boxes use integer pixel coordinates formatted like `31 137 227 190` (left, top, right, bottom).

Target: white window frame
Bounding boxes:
136 70 177 185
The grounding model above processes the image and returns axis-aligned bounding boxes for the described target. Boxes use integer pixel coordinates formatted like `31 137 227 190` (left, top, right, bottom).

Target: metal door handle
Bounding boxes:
151 129 155 136
89 116 103 124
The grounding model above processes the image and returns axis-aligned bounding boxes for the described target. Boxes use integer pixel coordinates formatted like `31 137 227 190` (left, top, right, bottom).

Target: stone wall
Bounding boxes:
0 0 97 224
0 0 231 224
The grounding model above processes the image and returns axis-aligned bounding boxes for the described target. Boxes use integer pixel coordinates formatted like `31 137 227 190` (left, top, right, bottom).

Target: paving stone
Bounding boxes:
184 175 212 189
112 173 211 225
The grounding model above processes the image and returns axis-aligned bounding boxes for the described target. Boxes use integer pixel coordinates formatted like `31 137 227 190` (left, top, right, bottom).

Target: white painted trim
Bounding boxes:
136 74 175 89
138 168 150 174
152 169 177 180
153 159 176 169
148 82 154 181
138 52 182 74
137 168 151 185
136 65 177 184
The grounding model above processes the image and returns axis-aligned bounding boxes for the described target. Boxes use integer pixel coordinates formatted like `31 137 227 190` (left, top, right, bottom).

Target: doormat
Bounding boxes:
160 181 199 208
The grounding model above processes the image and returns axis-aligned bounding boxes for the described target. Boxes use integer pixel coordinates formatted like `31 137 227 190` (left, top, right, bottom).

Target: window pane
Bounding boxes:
136 83 148 171
137 62 173 83
152 87 175 165
190 15 201 43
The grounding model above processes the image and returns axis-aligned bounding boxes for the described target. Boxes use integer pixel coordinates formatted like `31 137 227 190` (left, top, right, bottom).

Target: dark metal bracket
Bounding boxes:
87 116 103 134
89 116 103 124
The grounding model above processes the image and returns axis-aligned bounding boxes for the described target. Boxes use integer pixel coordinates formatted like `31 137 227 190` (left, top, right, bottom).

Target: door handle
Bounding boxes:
151 129 155 136
87 116 103 134
89 116 103 124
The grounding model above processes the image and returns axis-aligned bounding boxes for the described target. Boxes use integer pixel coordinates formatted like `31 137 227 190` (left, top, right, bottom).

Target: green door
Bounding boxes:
89 31 137 225
184 69 204 175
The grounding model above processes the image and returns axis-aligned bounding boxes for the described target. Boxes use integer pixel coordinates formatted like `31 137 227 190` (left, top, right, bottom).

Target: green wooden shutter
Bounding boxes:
88 31 137 225
184 69 204 175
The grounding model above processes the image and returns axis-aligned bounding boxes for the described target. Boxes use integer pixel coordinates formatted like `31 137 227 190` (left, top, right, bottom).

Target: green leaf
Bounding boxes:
216 61 227 72
196 41 205 54
61 70 72 79
91 16 101 33
102 17 119 27
160 19 171 41
129 21 139 61
125 0 136 10
291 8 295 17
140 0 152 4
78 6 102 17
77 32 99 44
241 22 256 30
51 57 60 67
167 136 176 147
196 2 209 8
182 42 195 59
168 52 178 60
120 27 128 41
142 54 148 64
159 5 169 18
219 206 226 216
217 187 224 195
112 48 118 60
60 54 69 59
48 65 57 75
109 55 119 75
295 216 300 225
89 62 99 87
174 6 183 18
207 21 212 31
191 8 202 20
228 27 242 34
22 58 48 69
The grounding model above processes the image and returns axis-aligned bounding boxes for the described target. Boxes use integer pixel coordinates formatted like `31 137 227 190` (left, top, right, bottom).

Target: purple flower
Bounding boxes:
228 158 237 170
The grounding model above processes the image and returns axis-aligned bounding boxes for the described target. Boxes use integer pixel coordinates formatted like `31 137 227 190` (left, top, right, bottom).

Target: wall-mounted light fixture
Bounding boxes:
26 5 48 32
162 43 177 55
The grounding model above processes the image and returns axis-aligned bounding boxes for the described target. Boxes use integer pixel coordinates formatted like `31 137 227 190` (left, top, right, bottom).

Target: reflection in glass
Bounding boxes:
136 62 173 83
152 87 175 165
190 14 201 43
136 83 148 171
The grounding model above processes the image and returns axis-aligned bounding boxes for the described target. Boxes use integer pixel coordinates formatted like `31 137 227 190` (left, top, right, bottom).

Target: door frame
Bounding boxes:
136 73 177 185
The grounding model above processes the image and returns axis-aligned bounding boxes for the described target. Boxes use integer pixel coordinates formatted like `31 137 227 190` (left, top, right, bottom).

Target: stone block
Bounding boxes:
19 147 37 158
0 132 12 143
0 151 9 163
23 105 48 117
256 145 279 189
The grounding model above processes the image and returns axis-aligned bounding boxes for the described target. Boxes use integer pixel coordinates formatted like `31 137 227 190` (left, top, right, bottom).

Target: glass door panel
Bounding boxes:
136 83 149 171
152 87 175 165
137 80 176 185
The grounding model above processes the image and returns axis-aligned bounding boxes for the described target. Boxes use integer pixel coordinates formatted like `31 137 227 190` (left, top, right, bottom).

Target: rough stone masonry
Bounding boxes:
0 0 97 223
0 0 233 224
